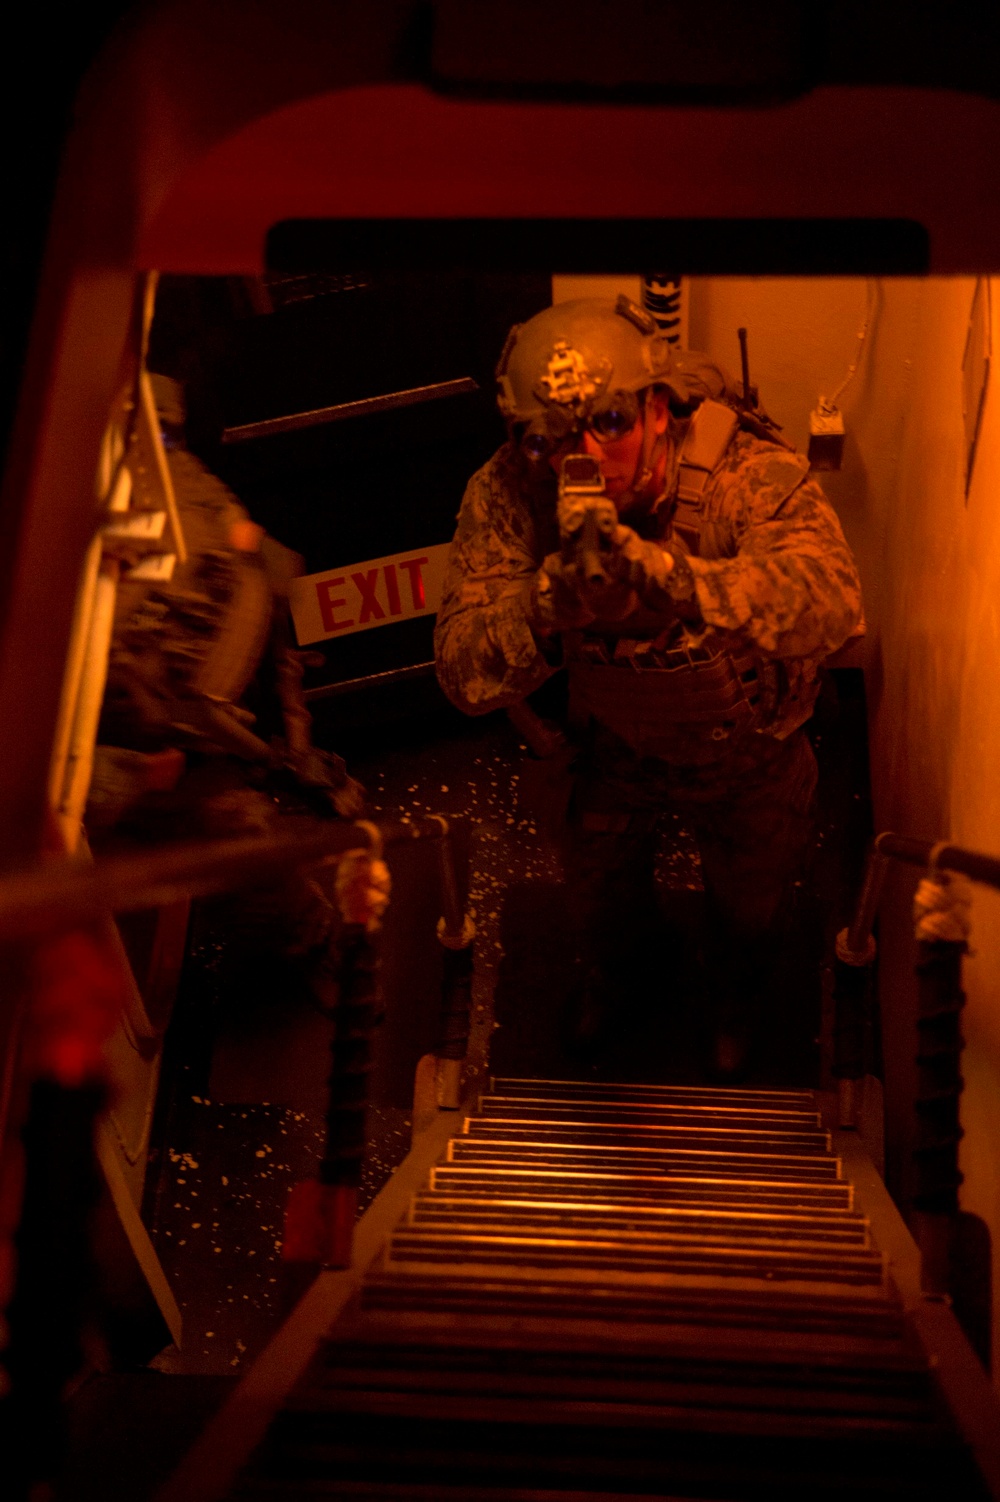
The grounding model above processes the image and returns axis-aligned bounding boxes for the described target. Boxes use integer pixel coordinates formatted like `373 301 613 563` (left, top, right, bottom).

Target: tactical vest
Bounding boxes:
567 401 780 765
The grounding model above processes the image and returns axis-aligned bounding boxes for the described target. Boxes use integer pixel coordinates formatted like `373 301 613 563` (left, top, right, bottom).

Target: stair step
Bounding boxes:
239 1406 969 1499
464 1117 833 1154
361 1271 906 1338
434 1164 853 1209
459 1123 834 1165
491 1077 818 1109
227 1078 988 1501
281 1380 940 1430
480 1093 824 1129
409 1194 870 1246
386 1227 885 1286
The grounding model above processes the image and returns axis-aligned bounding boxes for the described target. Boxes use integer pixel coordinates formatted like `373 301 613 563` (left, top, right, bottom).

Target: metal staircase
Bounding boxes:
224 1078 995 1500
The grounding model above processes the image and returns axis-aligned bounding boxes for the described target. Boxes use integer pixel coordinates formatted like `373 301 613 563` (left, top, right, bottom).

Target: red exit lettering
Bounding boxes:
384 562 402 615
312 554 431 636
351 568 385 623
316 577 353 632
399 556 428 609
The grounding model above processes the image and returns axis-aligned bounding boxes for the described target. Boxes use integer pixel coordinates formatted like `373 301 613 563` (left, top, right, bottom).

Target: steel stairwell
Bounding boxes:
195 1077 1000 1501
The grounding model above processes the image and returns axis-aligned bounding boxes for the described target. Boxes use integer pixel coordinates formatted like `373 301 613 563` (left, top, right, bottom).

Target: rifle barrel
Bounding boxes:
579 508 606 586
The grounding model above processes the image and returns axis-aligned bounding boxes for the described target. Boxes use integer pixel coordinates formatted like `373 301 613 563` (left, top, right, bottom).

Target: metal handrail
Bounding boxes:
835 830 999 1130
840 830 1000 963
874 831 1000 885
0 816 451 943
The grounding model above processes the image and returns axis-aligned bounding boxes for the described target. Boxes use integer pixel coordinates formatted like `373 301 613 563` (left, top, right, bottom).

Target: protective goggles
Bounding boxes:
514 388 642 462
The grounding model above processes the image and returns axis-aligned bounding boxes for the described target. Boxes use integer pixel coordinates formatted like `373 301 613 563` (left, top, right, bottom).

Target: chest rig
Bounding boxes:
567 401 773 765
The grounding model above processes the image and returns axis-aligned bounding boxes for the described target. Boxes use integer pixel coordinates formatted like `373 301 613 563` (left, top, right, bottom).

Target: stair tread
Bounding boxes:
411 1197 868 1243
466 1117 833 1152
435 1163 851 1201
446 1148 846 1183
491 1078 818 1107
230 1078 980 1499
480 1095 825 1127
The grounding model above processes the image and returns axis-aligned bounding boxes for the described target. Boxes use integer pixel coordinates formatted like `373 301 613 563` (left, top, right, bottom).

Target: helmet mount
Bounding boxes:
533 340 612 414
497 295 686 433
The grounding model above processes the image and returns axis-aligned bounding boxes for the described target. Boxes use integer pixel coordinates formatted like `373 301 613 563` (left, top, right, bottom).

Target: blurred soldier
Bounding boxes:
435 298 863 1078
89 374 364 996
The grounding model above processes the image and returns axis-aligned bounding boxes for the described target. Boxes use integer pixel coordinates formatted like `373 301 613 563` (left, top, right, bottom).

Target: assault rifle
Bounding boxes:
557 453 618 588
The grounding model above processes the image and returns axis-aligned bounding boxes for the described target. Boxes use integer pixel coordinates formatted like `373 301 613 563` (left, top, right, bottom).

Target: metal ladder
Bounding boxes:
228 1078 995 1500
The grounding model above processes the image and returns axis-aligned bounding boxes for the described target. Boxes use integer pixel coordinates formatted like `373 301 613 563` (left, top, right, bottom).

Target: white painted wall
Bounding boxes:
691 273 1000 1379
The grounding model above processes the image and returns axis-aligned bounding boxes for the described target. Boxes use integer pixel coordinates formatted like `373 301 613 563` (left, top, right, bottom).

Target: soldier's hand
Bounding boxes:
571 554 640 622
607 526 702 623
540 550 640 625
335 850 391 933
522 556 597 637
607 526 674 594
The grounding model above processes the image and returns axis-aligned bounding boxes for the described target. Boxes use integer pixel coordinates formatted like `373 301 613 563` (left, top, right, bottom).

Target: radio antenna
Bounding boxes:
737 326 754 409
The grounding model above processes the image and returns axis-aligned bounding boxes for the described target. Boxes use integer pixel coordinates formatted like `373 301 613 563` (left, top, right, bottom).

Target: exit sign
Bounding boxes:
289 543 452 645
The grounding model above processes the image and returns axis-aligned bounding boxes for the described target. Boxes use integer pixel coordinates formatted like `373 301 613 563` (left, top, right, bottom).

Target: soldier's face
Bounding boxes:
551 394 670 511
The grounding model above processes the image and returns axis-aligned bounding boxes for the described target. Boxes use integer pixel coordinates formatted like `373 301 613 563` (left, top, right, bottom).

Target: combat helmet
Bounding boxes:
498 293 737 451
497 295 739 508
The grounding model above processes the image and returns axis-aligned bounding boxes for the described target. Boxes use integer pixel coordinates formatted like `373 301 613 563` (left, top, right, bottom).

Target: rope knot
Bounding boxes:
914 846 972 944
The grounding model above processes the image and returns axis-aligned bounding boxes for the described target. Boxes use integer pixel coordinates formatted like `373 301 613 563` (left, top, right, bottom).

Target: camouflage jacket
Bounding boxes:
434 430 863 742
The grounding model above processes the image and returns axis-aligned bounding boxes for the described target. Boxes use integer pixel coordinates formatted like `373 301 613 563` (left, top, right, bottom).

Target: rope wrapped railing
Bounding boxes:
837 832 995 1322
0 817 452 945
283 841 393 1268
430 816 476 1111
0 815 470 1316
911 933 967 1286
834 833 1000 1128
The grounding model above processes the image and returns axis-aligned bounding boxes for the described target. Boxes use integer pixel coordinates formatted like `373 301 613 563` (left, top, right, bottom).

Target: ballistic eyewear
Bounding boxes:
515 389 642 461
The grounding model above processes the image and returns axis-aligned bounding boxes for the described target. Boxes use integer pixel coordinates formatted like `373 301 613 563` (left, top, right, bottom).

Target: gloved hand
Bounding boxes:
335 849 392 932
521 558 597 637
523 530 701 638
553 485 636 621
607 526 703 623
524 552 646 634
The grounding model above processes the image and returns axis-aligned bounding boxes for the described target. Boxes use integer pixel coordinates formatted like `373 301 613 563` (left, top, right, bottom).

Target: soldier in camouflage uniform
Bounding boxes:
90 374 364 1001
434 298 863 1077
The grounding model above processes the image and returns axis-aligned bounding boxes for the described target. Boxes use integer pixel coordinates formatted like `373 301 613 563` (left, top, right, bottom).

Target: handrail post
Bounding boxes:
839 835 993 1363
833 841 888 1128
283 830 390 1269
910 872 969 1297
430 817 475 1111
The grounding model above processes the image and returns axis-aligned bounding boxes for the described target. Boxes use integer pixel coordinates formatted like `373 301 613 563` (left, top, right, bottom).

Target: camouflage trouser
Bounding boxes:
564 725 818 1006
